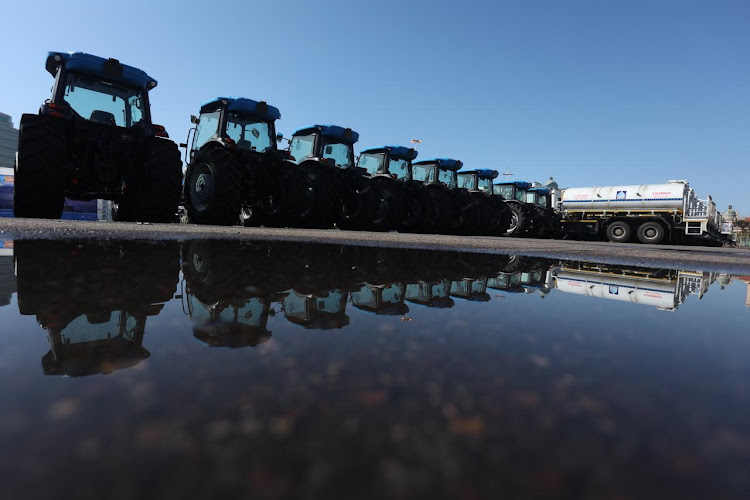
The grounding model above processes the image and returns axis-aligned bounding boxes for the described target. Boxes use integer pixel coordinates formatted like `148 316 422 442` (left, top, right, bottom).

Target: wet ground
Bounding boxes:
1 236 749 499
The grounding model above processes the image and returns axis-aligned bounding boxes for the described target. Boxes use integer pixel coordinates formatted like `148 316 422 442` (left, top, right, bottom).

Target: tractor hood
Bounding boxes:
414 158 463 171
46 51 157 91
294 125 359 144
201 97 281 121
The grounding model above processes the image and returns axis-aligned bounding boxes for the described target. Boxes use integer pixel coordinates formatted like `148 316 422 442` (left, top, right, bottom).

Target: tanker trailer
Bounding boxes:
558 180 723 244
551 262 714 311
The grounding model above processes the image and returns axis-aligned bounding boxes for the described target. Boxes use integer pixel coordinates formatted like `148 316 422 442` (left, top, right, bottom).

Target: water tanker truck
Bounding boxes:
558 180 723 245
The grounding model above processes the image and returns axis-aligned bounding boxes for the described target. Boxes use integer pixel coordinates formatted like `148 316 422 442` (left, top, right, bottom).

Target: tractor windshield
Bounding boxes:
536 194 548 207
389 158 409 181
62 72 146 127
478 178 493 193
290 134 315 163
412 165 435 183
437 168 456 188
193 111 220 150
320 140 354 168
494 185 513 200
516 189 527 202
226 113 274 153
358 153 384 176
457 174 477 190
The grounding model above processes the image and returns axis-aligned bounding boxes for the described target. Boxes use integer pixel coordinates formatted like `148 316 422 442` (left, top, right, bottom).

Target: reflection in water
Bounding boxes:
0 239 14 307
7 238 734 372
14 240 178 376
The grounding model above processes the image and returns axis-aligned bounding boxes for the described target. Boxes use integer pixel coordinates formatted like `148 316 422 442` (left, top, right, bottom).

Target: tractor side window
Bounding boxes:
437 169 455 188
515 190 526 202
478 178 493 192
381 284 402 303
290 134 315 163
358 153 384 175
127 95 145 125
457 175 475 190
316 290 345 313
63 73 141 127
351 285 376 307
226 113 273 153
389 159 409 181
321 141 353 168
411 165 433 183
537 195 547 207
524 192 535 203
193 111 220 151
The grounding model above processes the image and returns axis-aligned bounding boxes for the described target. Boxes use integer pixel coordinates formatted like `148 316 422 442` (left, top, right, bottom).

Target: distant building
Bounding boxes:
0 113 18 170
723 205 738 222
544 177 559 190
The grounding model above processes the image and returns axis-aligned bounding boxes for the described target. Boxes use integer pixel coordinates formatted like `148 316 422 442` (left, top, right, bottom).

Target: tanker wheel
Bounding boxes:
606 221 632 243
636 221 665 244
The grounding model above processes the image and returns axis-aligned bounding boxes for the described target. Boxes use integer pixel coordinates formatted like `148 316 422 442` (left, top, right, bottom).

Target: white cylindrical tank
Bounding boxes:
561 181 688 211
554 270 677 309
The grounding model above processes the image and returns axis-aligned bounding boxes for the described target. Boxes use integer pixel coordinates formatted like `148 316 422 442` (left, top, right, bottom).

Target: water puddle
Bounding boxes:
0 237 748 498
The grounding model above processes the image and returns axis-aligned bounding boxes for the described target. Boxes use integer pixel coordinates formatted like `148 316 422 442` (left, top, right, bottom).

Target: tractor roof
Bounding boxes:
413 158 463 172
200 97 281 121
293 125 359 144
528 187 550 194
360 146 418 161
46 52 157 91
495 181 532 190
458 169 499 180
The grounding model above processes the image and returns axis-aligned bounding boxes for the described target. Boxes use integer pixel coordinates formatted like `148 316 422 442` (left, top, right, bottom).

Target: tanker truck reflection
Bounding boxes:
14 240 179 376
551 262 716 311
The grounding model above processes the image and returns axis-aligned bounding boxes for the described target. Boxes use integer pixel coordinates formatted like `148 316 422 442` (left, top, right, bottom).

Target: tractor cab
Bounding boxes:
527 187 551 208
41 310 152 377
405 280 455 308
289 125 358 168
493 181 533 202
281 288 350 329
44 52 159 132
357 146 418 182
450 278 491 302
412 159 462 188
189 97 281 162
457 169 499 192
188 295 272 348
351 282 409 315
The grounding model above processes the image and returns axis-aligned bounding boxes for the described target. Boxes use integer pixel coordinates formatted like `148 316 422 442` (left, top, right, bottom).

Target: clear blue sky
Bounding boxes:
4 0 748 214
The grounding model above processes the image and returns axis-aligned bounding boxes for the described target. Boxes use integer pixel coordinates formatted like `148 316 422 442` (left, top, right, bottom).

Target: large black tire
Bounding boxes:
337 175 373 231
475 196 500 236
456 192 482 235
505 202 526 237
185 147 243 226
132 137 183 223
259 166 316 228
367 180 405 232
432 188 461 234
299 161 337 229
13 114 67 219
606 220 632 243
400 186 439 234
636 220 665 244
531 205 553 238
495 199 512 235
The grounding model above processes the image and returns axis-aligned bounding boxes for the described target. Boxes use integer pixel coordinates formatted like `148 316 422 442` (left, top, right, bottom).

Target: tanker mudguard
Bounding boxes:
45 52 157 90
200 97 281 121
414 158 463 171
294 124 359 143
361 146 418 161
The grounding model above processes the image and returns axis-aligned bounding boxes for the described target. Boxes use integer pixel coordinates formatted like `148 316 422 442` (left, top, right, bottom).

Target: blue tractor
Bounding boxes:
14 52 182 221
492 181 540 237
456 169 511 235
356 145 433 232
183 97 312 226
411 158 483 234
289 124 378 229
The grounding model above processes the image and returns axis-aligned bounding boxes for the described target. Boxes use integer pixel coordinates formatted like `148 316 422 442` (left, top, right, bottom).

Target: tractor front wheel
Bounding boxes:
185 148 243 226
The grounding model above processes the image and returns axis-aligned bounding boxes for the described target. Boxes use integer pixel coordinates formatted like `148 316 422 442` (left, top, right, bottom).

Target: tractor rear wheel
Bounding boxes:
134 137 183 223
185 148 243 226
367 181 404 232
300 162 337 229
13 114 67 219
505 203 526 236
433 189 461 234
401 187 439 234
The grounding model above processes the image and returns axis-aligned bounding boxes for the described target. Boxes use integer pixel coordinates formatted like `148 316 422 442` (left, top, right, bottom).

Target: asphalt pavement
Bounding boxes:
2 217 749 273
